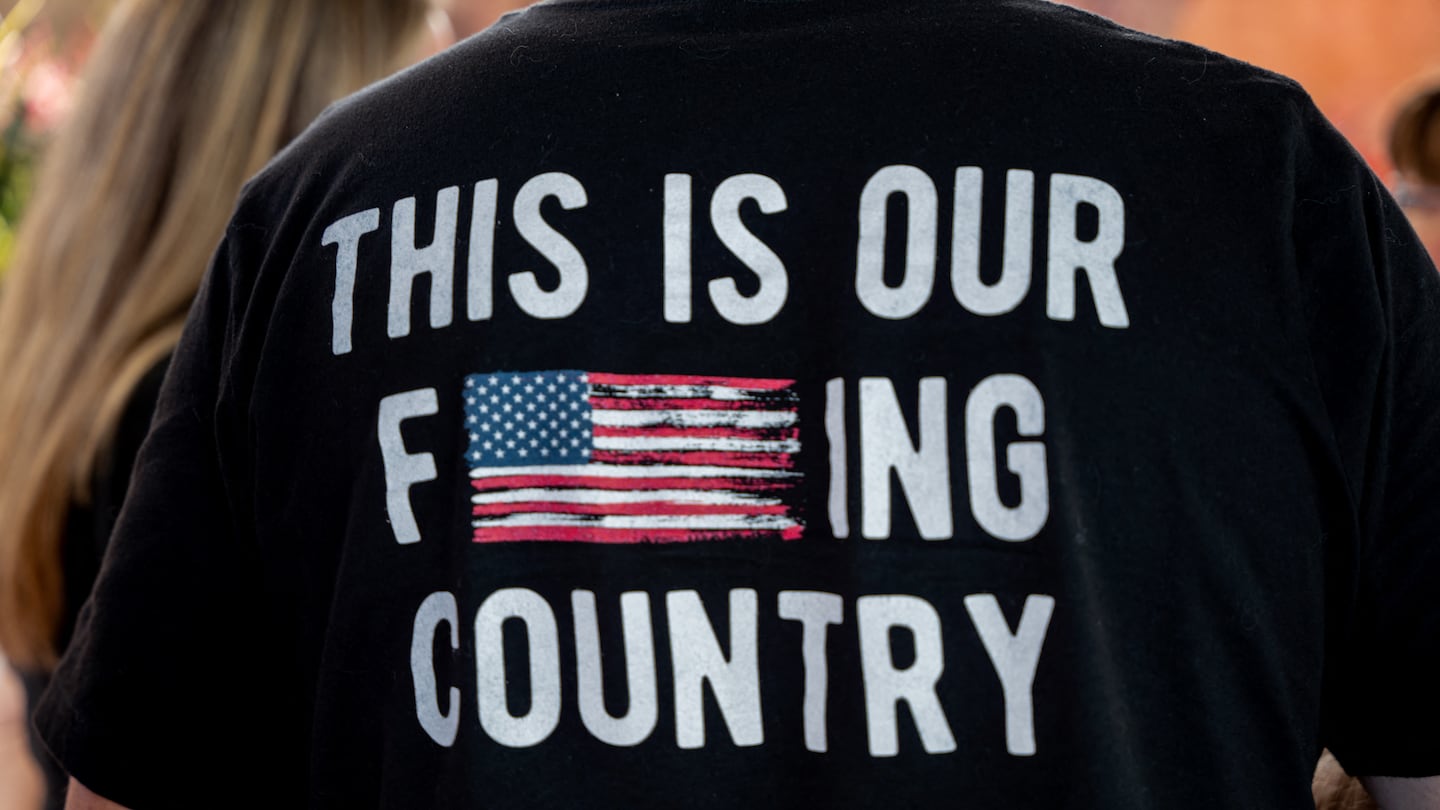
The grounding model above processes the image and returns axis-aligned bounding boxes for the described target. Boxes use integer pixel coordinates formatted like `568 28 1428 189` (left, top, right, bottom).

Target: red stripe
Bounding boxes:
589 397 797 412
471 502 791 517
587 373 796 390
471 476 791 493
591 450 796 468
473 525 805 544
592 426 799 441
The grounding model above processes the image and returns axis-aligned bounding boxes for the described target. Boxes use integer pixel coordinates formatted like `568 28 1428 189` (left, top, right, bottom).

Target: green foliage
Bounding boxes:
0 110 37 277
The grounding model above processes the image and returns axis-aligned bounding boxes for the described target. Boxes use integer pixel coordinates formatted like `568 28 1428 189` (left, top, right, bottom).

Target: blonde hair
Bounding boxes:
0 0 428 669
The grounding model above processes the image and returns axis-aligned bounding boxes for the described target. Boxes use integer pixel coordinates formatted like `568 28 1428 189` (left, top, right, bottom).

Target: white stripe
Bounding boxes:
472 514 800 530
591 410 797 429
594 436 801 453
469 463 800 480
473 488 782 506
592 384 796 402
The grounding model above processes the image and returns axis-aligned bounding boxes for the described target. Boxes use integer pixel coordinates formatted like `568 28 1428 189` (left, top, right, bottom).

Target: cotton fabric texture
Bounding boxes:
35 0 1440 807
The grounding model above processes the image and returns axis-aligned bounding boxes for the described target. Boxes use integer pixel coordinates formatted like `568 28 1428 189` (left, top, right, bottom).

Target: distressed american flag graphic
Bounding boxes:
463 371 803 544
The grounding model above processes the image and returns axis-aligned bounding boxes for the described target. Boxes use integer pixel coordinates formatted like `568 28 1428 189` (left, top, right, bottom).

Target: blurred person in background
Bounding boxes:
1316 751 1382 810
19 0 1440 808
0 0 432 807
0 661 43 810
1391 83 1440 261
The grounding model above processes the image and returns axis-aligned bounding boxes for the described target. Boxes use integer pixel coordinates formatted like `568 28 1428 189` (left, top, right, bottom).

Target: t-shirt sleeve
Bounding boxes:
33 225 284 807
1293 99 1440 777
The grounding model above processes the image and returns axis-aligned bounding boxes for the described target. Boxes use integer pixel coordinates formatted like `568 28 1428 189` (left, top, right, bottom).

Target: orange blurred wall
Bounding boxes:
1066 0 1440 175
1173 0 1440 173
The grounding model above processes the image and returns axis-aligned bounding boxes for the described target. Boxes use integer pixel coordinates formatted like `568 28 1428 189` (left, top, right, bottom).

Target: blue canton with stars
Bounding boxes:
464 371 594 468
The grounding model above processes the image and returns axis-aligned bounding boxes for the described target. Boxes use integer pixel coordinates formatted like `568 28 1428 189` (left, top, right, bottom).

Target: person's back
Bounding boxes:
37 1 1440 807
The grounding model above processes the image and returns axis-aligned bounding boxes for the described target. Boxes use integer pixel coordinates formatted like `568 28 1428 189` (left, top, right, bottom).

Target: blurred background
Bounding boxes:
0 0 1437 808
2 0 1439 277
0 0 539 276
1071 0 1440 172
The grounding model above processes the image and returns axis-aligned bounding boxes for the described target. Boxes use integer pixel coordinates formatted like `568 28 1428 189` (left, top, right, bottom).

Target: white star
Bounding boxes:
540 429 549 437
541 448 550 457
549 402 559 411
483 441 493 450
530 439 539 447
501 385 511 395
497 450 506 458
571 438 581 447
547 384 557 393
528 421 538 429
471 451 482 460
517 429 527 439
519 449 528 458
505 421 515 431
503 403 513 412
489 376 499 384
469 433 479 441
467 415 477 424
569 383 579 392
466 397 476 405
537 394 547 403
507 439 516 449
512 376 521 384
526 403 537 412
570 420 580 429
465 379 475 388
525 384 535 393
557 374 567 382
479 404 489 414
570 402 580 411
490 395 500 404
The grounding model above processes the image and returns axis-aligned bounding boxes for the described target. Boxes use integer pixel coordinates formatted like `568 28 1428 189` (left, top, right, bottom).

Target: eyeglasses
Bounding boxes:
1394 177 1440 212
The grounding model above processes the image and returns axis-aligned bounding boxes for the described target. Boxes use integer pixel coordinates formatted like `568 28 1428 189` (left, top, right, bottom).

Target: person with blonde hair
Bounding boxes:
0 0 431 806
24 0 1440 807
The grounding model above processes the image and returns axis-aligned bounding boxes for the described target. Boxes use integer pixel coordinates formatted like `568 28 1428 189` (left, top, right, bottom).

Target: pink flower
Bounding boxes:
20 58 76 134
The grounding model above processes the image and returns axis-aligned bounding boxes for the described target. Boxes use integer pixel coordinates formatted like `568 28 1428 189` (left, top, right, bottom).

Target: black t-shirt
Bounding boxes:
35 1 1440 807
18 358 168 810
